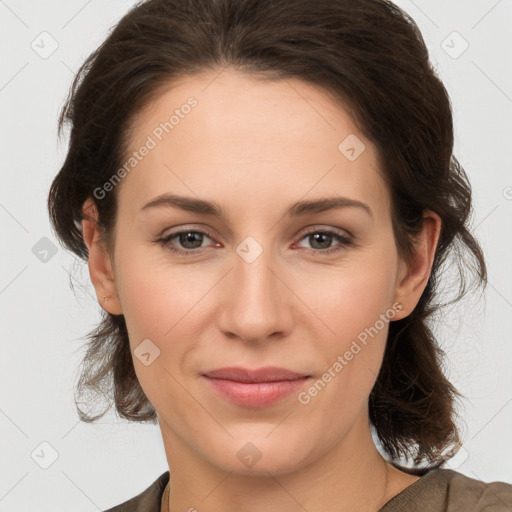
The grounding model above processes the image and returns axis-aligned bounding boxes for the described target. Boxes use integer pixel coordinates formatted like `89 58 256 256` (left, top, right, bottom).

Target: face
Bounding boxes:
86 68 430 476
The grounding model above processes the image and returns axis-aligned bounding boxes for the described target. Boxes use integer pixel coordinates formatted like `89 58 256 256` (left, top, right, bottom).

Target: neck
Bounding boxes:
160 412 398 512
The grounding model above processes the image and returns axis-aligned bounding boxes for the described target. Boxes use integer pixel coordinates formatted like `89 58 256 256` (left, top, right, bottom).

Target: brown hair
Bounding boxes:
47 0 487 469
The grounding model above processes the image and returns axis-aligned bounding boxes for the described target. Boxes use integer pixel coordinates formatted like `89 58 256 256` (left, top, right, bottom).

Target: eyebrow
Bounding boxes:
140 193 373 219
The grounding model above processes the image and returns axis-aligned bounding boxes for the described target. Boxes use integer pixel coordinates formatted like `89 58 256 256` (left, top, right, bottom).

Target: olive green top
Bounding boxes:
103 467 512 511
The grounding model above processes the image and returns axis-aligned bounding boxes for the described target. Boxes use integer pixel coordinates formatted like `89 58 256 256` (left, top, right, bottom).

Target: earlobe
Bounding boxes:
392 210 441 321
81 197 123 315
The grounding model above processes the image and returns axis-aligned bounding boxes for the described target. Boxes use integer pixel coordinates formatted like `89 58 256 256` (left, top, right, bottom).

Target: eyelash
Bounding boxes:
156 227 354 257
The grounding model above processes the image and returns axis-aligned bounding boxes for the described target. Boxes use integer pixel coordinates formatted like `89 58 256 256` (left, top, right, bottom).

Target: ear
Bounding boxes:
81 197 123 315
392 210 441 321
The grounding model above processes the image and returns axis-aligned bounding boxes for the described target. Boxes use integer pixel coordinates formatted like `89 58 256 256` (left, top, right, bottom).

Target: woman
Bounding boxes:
47 0 512 510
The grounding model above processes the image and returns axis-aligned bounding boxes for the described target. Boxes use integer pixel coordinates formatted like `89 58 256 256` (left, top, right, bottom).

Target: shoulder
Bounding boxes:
444 468 512 510
102 471 170 512
380 467 512 511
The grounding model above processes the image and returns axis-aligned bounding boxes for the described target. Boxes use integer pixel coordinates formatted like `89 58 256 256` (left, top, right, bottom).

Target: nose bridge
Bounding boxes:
219 234 289 341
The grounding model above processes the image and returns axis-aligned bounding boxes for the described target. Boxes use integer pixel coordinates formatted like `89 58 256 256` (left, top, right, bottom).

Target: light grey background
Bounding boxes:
0 0 511 510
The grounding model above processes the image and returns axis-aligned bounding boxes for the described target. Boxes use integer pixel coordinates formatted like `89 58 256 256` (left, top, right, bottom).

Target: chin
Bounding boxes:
202 428 316 477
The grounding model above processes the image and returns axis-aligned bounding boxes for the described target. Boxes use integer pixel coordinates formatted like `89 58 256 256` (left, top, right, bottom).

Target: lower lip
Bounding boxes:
203 376 309 407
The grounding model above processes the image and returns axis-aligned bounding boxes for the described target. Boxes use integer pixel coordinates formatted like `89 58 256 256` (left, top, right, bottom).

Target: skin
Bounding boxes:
82 68 441 512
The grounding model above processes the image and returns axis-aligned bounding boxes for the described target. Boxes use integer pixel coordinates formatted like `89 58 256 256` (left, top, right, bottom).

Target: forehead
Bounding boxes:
118 68 390 222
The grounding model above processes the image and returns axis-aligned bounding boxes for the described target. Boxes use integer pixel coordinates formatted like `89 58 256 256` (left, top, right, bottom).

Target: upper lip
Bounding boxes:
203 366 309 383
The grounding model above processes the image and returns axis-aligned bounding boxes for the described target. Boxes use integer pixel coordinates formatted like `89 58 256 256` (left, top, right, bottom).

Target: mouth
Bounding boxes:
202 366 311 407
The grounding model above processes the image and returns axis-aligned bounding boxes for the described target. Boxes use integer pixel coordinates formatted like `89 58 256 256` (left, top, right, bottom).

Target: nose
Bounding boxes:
216 241 293 344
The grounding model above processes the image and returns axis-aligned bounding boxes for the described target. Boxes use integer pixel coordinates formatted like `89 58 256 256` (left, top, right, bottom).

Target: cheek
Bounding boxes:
113 251 202 403
306 251 398 387
114 245 215 346
316 257 396 334
297 270 397 421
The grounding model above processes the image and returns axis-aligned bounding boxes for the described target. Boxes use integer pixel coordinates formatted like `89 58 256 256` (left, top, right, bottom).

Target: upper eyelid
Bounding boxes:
298 226 353 238
161 224 352 238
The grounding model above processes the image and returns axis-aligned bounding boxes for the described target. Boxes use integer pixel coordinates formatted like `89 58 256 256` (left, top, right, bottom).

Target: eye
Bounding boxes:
157 229 217 256
295 228 354 255
156 227 354 256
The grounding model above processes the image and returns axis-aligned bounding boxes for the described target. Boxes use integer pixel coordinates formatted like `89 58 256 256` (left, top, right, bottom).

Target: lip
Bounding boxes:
203 366 308 383
202 366 310 407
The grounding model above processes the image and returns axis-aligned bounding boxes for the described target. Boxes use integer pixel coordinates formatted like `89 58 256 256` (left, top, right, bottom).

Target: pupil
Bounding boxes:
311 233 331 249
181 232 202 249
